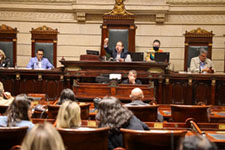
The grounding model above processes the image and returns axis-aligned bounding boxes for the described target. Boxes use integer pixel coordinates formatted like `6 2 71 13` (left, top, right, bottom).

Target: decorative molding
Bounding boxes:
166 0 225 4
0 24 18 33
76 12 86 22
155 13 165 23
0 0 75 2
185 27 213 37
31 25 58 34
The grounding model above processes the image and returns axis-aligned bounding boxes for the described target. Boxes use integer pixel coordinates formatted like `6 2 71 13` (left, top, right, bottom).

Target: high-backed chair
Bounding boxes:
47 103 90 120
100 0 136 57
125 105 158 122
57 127 109 150
121 128 186 150
171 104 210 122
0 24 18 67
30 25 59 67
184 28 213 71
0 126 28 150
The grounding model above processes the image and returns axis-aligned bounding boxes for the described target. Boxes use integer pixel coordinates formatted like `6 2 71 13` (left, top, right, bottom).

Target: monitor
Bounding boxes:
155 52 170 62
130 52 144 61
86 50 99 55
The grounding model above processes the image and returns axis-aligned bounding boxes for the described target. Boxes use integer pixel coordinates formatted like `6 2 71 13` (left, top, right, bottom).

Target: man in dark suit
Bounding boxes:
104 38 128 62
124 88 147 106
122 70 142 85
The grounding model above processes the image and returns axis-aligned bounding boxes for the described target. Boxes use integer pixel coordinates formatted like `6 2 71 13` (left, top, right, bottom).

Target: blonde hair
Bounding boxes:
0 81 4 96
21 122 65 150
0 49 6 60
56 100 81 128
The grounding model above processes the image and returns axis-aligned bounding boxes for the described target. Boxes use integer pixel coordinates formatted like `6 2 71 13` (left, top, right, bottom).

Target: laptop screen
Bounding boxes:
86 50 99 55
154 52 170 62
130 52 144 61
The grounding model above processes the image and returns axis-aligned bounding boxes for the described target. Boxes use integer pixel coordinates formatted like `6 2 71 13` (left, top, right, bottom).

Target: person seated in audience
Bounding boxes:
0 94 34 130
121 70 142 85
0 49 10 68
27 49 54 70
179 135 217 150
56 100 93 130
57 88 77 105
145 39 163 61
21 122 65 150
0 81 14 105
96 96 149 150
190 48 215 73
124 88 164 122
103 38 128 62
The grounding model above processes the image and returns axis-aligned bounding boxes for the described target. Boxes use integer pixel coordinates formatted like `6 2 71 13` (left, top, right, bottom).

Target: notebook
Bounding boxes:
86 50 99 55
130 52 144 61
154 52 170 63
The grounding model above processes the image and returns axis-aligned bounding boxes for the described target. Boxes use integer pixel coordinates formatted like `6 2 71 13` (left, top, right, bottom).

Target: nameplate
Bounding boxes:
219 124 225 130
87 121 97 127
154 123 163 129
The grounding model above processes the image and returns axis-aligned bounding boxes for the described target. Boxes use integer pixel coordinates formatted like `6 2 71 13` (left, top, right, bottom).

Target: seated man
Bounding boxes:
27 49 54 69
124 88 147 106
122 70 142 85
145 39 163 61
0 81 14 105
0 49 10 68
190 48 215 73
103 38 128 62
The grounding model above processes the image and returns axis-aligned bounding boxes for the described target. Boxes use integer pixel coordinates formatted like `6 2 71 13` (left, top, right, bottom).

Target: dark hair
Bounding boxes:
153 39 161 45
58 88 76 105
180 135 217 150
117 41 124 47
96 96 133 133
6 94 31 127
36 49 44 53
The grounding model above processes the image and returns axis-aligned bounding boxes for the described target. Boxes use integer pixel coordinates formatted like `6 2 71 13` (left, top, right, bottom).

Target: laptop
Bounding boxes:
130 52 144 61
154 52 170 62
86 50 99 55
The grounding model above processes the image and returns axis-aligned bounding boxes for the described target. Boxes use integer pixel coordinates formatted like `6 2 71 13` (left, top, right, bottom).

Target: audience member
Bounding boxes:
0 81 14 105
121 70 142 85
124 88 147 106
0 49 10 67
190 48 215 73
179 135 217 150
145 39 163 61
104 38 128 62
96 96 149 150
21 122 65 150
57 88 76 105
27 49 54 69
0 94 34 130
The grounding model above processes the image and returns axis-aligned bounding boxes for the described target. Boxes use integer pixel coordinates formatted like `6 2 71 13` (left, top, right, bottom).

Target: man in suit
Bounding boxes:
104 38 128 62
27 49 54 69
124 88 148 106
122 70 142 85
190 48 215 73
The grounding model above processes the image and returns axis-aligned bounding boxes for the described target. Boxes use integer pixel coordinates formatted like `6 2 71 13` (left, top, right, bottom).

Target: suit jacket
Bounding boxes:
121 79 142 85
190 56 215 73
104 47 128 60
124 100 149 106
0 58 10 67
27 57 54 69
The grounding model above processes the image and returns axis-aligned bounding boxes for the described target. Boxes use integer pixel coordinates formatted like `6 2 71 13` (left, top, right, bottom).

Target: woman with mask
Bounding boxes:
145 39 163 61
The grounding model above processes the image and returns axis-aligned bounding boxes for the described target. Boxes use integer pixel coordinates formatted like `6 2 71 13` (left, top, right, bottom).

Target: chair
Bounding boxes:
125 105 158 122
30 25 59 67
121 128 187 150
0 24 18 67
57 127 109 150
100 0 136 57
47 103 90 120
171 104 210 122
184 28 213 71
0 126 28 150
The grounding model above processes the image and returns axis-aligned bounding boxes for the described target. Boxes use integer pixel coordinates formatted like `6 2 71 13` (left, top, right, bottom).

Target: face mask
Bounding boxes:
153 46 159 51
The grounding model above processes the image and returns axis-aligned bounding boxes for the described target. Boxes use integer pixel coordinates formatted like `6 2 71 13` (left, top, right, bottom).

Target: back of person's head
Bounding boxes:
130 88 144 100
21 122 65 150
6 94 31 127
56 100 81 128
0 81 4 96
96 96 133 132
180 135 217 150
0 49 6 60
58 88 76 105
